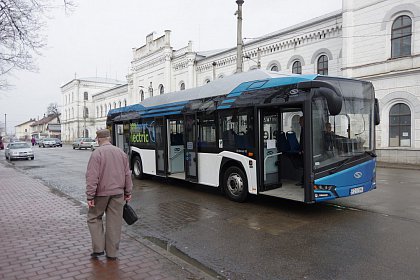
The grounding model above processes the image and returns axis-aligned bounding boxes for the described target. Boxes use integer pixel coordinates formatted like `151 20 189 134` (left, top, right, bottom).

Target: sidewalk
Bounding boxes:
0 163 213 280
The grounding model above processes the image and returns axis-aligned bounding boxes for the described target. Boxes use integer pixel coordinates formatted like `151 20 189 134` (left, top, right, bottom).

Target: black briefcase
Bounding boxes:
123 202 138 225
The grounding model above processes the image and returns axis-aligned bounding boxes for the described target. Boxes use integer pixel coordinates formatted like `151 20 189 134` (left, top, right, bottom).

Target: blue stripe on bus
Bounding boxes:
145 101 189 110
222 99 236 104
144 105 185 114
227 75 319 98
227 92 242 97
217 105 231 109
140 111 183 118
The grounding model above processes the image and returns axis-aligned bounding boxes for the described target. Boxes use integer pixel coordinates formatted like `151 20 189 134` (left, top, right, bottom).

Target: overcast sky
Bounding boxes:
0 0 341 133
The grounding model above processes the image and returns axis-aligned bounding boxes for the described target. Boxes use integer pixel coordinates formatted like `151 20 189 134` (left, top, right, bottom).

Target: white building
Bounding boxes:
61 0 420 164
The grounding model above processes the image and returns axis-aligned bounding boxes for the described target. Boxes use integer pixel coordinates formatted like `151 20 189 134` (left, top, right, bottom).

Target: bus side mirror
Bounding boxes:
298 80 343 116
374 98 380 125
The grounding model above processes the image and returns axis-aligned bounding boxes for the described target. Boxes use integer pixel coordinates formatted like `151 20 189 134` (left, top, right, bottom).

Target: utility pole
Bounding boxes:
235 0 244 73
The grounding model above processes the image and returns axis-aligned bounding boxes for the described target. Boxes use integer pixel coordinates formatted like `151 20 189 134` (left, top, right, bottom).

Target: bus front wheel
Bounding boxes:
223 166 248 202
132 155 145 179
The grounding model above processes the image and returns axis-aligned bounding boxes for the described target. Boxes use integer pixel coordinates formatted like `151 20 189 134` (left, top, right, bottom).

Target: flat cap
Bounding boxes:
96 129 110 138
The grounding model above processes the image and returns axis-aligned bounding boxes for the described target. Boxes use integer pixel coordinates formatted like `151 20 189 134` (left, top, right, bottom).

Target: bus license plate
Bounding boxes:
350 186 364 196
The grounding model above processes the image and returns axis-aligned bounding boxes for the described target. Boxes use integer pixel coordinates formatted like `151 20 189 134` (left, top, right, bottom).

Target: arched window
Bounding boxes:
140 90 144 101
124 99 127 107
389 103 411 147
118 101 121 108
317 55 328 75
270 65 279 72
292 61 302 74
391 15 412 58
96 107 99 117
109 103 111 111
83 92 88 101
180 82 185 91
100 105 103 117
72 108 74 118
159 84 164 95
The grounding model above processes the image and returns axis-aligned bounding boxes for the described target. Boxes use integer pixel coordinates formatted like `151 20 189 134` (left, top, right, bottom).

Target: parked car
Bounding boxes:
39 138 57 148
72 138 96 150
52 138 62 147
5 142 34 160
91 141 99 151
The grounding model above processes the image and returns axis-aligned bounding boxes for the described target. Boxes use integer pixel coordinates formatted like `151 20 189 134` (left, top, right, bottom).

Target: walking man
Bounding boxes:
86 129 133 260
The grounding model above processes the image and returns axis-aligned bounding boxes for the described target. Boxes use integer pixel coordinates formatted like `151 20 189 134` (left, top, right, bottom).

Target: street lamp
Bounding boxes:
235 0 244 73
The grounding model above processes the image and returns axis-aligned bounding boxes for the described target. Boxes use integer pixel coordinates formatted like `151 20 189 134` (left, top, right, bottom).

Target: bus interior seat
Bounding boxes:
286 131 300 152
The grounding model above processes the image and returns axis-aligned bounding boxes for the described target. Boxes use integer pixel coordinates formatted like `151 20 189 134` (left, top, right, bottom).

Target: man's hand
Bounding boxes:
87 199 95 208
124 194 132 202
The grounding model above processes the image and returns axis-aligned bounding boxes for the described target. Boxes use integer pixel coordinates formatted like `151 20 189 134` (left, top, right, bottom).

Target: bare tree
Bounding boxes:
0 0 74 90
47 102 60 123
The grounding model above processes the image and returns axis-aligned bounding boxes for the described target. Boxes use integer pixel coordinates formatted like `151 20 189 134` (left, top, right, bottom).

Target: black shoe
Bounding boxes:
106 256 118 261
90 252 104 258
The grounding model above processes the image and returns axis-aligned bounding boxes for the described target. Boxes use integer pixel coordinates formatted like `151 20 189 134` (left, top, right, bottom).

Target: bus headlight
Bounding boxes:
314 185 336 191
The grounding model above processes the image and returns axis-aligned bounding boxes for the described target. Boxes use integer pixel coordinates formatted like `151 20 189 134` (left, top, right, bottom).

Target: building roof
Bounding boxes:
30 114 60 126
15 118 36 127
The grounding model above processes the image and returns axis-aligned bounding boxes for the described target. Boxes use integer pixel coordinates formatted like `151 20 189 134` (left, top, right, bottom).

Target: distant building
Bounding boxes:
15 119 36 141
61 0 420 164
30 114 61 140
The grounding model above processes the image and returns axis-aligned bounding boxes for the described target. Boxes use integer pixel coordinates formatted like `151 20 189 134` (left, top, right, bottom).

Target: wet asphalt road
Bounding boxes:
2 145 420 280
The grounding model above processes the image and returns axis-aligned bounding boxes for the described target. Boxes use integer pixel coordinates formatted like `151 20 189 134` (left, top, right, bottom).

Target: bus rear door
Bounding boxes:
184 114 198 182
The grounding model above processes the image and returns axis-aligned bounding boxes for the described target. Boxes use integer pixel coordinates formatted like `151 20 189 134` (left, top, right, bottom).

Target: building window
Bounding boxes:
84 92 88 101
100 106 103 117
124 99 127 107
118 101 121 108
270 65 279 72
292 61 302 74
317 55 328 75
113 102 116 109
109 103 111 111
391 15 412 58
180 82 185 91
389 103 411 147
159 84 164 95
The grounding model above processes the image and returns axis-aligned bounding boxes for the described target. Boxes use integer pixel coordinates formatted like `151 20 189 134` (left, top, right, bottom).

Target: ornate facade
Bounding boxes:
61 0 420 163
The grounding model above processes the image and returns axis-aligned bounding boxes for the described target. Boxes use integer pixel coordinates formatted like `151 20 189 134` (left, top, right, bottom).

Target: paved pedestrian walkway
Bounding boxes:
0 163 212 280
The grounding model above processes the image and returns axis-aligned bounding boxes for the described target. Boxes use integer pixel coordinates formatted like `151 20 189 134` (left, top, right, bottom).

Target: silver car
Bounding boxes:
72 138 96 150
39 138 57 148
5 142 35 161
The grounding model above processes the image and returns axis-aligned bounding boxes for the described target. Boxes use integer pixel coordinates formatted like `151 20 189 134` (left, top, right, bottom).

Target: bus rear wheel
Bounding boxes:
132 155 145 179
223 166 248 202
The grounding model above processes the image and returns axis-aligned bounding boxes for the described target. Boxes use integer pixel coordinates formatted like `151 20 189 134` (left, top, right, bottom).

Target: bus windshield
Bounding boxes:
312 78 374 170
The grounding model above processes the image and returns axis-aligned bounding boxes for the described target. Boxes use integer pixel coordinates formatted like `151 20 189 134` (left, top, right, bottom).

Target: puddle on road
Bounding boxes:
227 214 308 235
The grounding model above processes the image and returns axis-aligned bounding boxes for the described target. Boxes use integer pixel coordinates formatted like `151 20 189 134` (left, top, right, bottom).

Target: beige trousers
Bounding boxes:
87 194 124 257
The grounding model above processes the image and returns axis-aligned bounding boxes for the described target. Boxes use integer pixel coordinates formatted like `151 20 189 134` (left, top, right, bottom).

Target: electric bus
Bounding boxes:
106 70 380 203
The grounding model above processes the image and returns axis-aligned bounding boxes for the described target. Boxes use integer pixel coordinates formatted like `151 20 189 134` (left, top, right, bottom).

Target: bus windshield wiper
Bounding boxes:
329 156 354 174
330 151 376 174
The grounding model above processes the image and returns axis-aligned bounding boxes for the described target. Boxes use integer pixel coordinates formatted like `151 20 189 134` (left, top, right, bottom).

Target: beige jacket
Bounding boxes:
85 143 133 200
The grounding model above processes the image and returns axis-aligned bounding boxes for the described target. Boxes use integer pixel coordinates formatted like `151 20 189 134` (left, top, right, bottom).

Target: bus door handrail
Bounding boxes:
264 152 283 181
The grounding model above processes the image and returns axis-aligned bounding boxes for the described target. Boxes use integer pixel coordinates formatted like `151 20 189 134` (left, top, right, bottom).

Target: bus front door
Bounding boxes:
184 114 198 182
260 110 281 191
155 117 167 176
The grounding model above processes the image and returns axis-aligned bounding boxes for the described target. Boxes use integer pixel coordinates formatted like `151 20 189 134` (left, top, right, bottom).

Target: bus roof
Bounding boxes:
108 70 318 118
